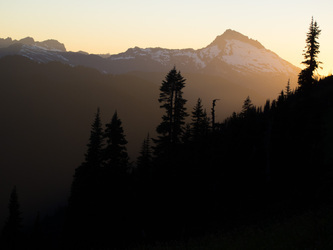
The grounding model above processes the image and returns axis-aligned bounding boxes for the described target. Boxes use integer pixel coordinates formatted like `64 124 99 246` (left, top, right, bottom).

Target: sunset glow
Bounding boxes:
2 1 333 247
1 0 332 75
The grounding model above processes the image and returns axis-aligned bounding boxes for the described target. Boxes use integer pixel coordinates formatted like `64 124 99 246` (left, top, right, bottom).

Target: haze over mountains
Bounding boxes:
0 30 299 89
0 30 301 229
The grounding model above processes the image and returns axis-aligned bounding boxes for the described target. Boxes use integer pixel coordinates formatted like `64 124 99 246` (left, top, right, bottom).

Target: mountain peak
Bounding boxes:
209 29 265 50
0 37 66 52
19 37 35 45
38 39 66 52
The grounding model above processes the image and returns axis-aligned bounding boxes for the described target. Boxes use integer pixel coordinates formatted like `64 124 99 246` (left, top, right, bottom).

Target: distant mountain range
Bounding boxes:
0 36 66 52
0 29 299 77
0 30 302 227
107 29 299 76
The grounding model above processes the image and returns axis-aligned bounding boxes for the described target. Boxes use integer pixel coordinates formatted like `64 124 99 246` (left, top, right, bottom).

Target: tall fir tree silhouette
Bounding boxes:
65 108 104 249
285 79 292 96
241 96 254 117
298 17 321 88
1 186 22 250
84 107 104 168
104 111 129 173
102 111 130 248
154 67 188 155
68 108 104 209
191 98 210 139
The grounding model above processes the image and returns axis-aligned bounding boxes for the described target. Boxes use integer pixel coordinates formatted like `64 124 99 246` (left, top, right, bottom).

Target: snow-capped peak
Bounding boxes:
108 29 298 75
0 30 299 77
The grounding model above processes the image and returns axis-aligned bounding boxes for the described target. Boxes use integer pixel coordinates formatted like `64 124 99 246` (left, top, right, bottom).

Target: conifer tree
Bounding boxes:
2 186 22 250
102 111 130 248
298 17 321 88
66 108 104 249
285 79 291 96
241 96 254 117
154 67 188 154
84 108 104 168
191 98 210 139
69 108 104 207
104 111 129 172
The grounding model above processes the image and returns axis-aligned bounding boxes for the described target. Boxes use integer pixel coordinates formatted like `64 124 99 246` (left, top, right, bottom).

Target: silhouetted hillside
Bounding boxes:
0 55 160 228
0 55 269 230
1 54 331 249
127 75 333 248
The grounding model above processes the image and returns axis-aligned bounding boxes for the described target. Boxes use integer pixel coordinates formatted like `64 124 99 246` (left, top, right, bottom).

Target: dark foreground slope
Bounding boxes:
0 55 268 230
1 52 332 248
0 56 159 227
62 74 333 250
129 75 333 249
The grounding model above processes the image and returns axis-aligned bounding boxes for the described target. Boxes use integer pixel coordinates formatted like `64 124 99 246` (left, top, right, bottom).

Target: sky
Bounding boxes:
1 0 332 76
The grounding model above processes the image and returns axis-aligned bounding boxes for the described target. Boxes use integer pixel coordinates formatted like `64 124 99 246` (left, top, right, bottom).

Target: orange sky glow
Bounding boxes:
1 0 332 76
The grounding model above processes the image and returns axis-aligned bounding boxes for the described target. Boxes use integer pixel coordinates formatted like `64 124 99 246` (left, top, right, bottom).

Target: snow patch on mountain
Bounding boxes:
174 50 206 68
221 39 295 73
200 45 222 59
110 47 208 68
111 55 135 60
150 49 171 65
20 44 69 63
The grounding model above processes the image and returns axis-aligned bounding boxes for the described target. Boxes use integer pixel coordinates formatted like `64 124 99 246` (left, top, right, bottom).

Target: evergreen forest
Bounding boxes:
2 18 333 249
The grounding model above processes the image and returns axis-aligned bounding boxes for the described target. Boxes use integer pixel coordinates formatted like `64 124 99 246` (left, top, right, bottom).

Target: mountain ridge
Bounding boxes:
0 30 300 98
0 30 299 75
0 37 66 52
106 29 298 76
